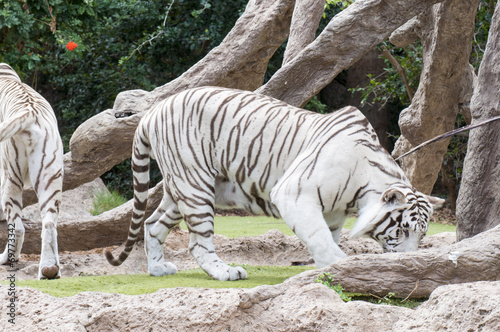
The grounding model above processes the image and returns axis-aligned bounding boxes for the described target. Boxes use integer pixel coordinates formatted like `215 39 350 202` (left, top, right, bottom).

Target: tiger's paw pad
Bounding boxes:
39 265 60 279
149 262 178 276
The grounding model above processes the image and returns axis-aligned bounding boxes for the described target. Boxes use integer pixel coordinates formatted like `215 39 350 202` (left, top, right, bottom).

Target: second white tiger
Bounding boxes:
106 87 443 281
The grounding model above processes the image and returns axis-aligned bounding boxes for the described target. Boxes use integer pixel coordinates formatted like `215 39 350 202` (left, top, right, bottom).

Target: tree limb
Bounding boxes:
256 0 445 107
381 45 414 102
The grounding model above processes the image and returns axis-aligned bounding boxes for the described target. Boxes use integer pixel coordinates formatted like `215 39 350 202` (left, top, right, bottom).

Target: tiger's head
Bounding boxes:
350 184 445 253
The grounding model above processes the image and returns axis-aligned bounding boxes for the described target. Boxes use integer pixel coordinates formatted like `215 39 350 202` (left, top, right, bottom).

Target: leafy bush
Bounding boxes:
315 272 352 302
315 272 425 308
1 0 247 195
90 190 128 215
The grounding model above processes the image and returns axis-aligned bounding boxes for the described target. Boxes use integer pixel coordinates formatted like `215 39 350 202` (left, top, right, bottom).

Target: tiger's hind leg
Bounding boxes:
144 187 181 276
0 179 25 266
176 196 247 281
29 142 63 280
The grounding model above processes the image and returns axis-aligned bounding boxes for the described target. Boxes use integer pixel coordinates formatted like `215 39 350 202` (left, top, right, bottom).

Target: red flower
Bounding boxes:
66 41 78 51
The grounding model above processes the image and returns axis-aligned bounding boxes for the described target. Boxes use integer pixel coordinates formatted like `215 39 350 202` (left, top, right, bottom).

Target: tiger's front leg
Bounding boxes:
271 189 348 268
35 174 63 280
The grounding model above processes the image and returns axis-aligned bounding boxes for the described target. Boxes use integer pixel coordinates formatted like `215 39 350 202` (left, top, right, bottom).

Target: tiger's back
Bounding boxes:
145 87 404 217
106 86 443 281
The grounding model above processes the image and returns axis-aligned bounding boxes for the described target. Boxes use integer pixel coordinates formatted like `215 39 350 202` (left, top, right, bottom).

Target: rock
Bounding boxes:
2 275 497 331
22 178 108 222
305 225 500 298
393 281 500 331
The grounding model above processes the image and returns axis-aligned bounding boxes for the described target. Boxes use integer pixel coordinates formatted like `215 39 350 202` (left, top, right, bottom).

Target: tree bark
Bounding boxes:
282 0 325 64
391 0 480 194
256 0 445 107
456 3 500 241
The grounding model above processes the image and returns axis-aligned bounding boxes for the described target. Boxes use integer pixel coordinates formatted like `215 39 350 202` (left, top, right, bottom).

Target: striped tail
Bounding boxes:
105 124 151 266
0 111 35 143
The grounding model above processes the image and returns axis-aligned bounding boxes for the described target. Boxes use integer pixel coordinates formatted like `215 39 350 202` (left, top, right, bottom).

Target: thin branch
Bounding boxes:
381 45 414 101
395 115 500 161
122 0 176 63
402 280 419 302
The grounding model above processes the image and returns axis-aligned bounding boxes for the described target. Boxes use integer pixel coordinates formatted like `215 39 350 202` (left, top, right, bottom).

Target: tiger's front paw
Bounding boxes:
149 262 178 276
211 265 247 281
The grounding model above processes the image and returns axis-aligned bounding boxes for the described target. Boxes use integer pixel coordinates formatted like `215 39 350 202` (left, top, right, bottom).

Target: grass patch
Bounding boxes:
315 272 425 308
13 265 314 298
90 190 128 216
349 293 426 309
426 222 456 235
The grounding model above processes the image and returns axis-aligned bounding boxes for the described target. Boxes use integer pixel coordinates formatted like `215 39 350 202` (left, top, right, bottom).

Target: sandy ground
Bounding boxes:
0 227 456 281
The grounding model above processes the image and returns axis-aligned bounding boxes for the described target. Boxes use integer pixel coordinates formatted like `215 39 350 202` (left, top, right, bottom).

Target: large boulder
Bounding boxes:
1 276 497 331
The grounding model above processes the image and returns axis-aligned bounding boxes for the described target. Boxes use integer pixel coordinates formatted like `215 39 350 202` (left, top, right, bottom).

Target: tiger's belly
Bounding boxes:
214 176 281 218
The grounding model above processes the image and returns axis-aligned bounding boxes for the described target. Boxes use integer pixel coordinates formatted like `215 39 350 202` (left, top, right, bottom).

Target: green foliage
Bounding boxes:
349 41 422 109
304 96 329 114
471 0 497 69
315 272 352 302
351 293 426 309
90 190 128 215
0 0 247 193
315 273 425 308
324 0 353 14
13 265 314 297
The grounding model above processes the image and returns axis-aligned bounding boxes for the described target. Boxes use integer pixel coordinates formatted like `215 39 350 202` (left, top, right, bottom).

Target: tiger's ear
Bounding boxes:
425 195 446 210
381 188 407 205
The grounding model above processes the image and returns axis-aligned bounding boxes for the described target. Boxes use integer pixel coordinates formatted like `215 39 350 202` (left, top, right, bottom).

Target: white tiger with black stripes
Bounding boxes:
0 63 64 279
105 87 444 281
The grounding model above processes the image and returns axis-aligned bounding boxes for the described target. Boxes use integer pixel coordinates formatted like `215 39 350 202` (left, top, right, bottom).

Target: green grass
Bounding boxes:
90 190 128 216
13 265 314 298
191 215 456 238
426 222 456 235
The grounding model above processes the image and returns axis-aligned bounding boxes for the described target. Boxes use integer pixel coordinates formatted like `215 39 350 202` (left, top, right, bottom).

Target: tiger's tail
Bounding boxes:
0 111 35 143
105 122 151 266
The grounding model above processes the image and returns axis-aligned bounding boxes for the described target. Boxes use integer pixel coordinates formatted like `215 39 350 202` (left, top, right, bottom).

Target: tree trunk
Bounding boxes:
456 3 500 241
256 0 445 107
282 0 325 65
391 0 479 195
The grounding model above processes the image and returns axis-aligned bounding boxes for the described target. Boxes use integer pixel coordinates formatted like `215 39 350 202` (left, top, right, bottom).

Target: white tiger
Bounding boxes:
105 86 444 281
0 63 64 279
